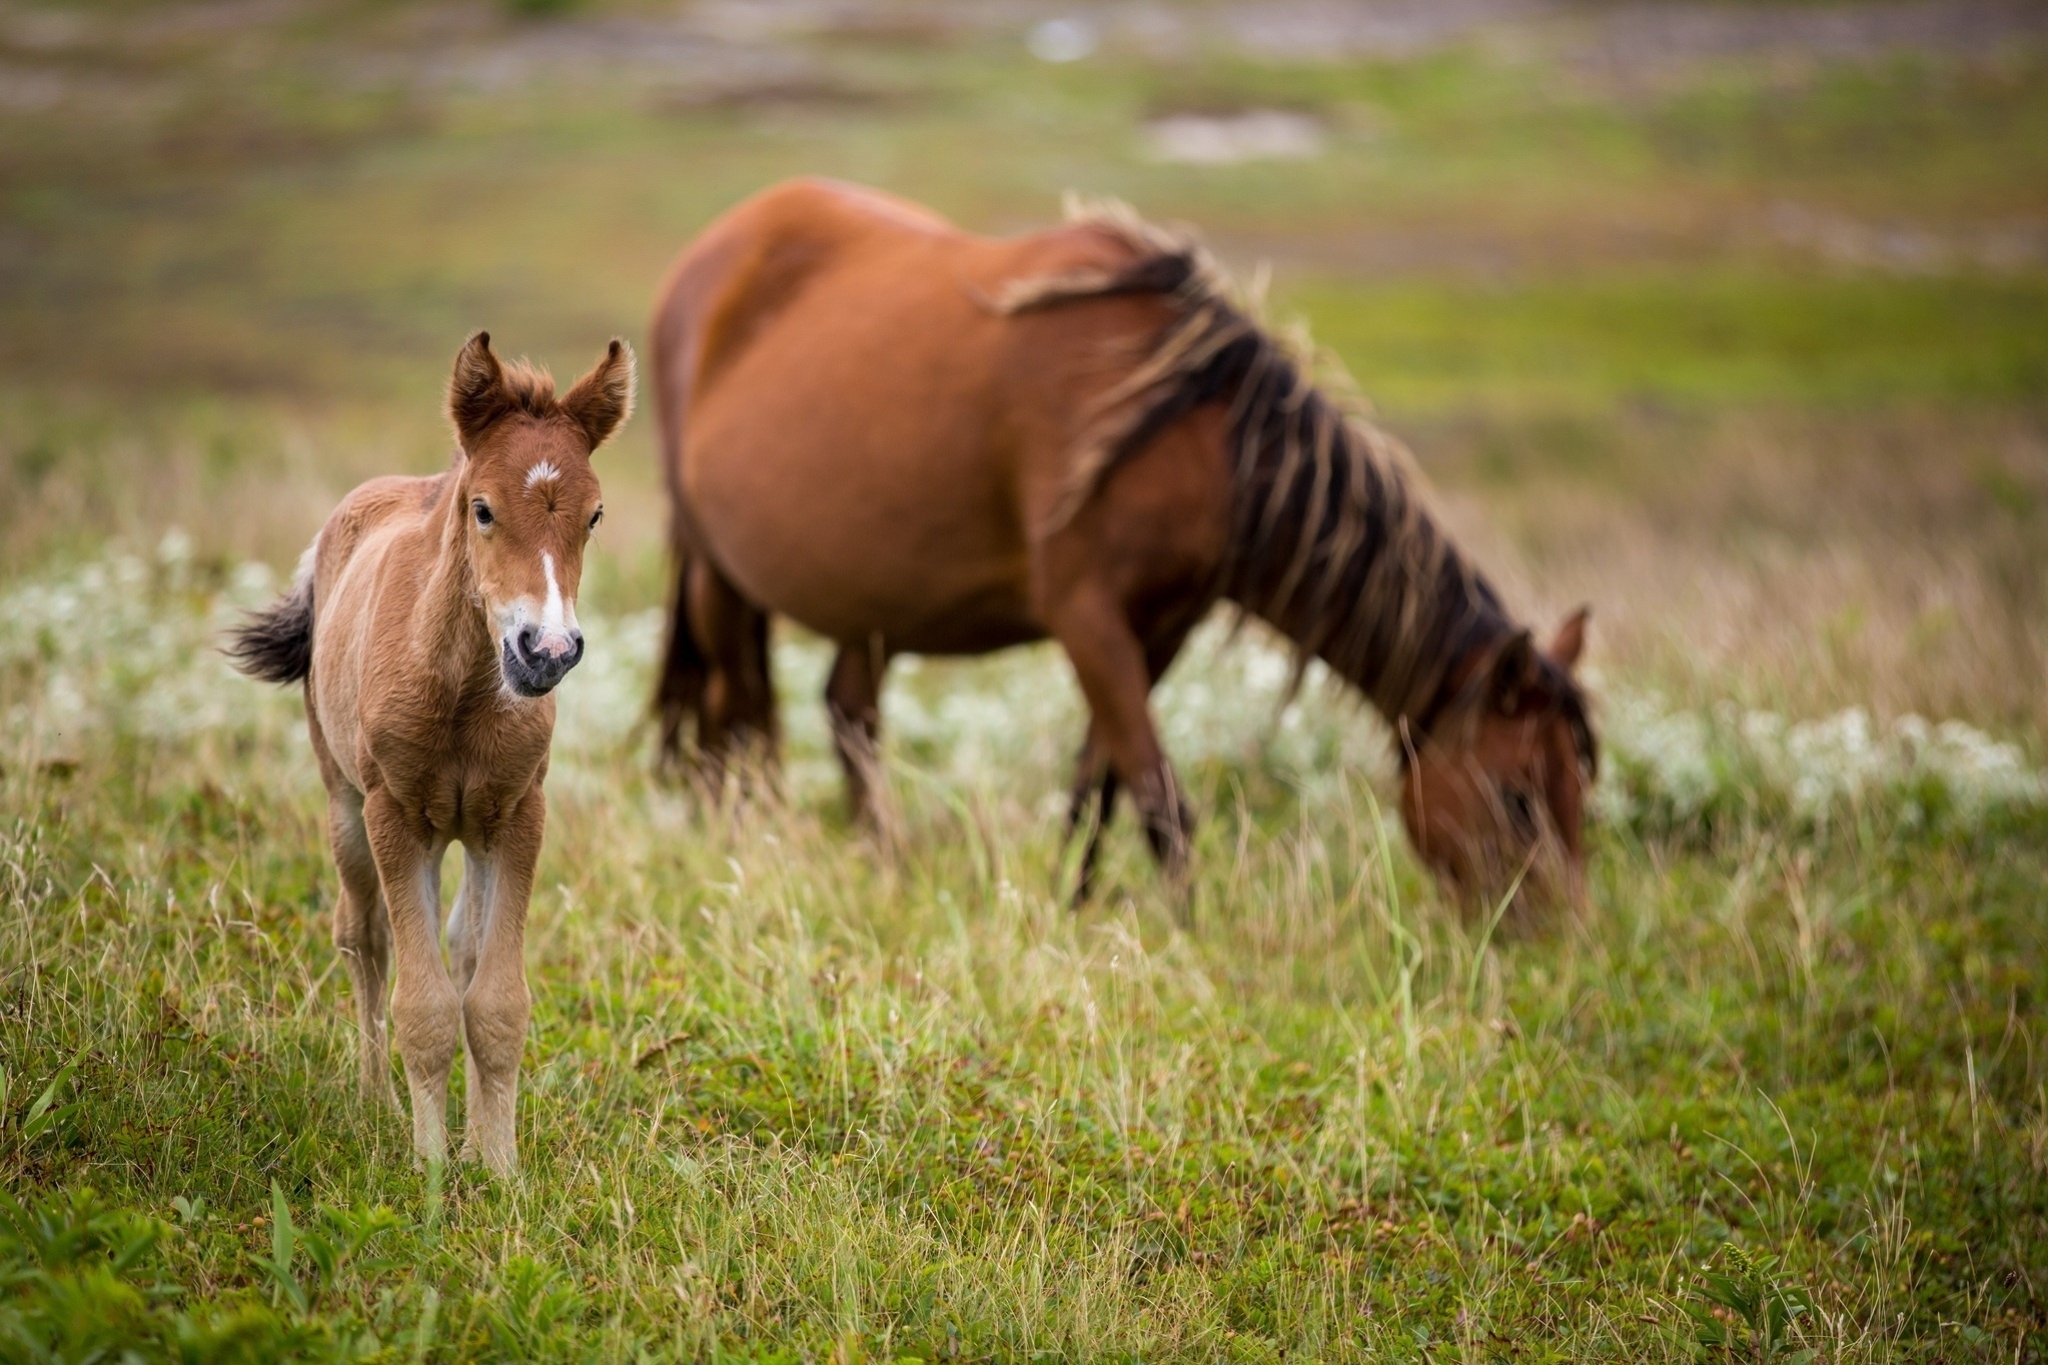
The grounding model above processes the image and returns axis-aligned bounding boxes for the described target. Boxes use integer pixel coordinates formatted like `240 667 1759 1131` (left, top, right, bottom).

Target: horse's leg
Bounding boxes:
1045 584 1192 881
458 788 543 1177
447 846 491 1148
328 790 395 1107
364 790 459 1167
1062 615 1198 902
825 636 888 823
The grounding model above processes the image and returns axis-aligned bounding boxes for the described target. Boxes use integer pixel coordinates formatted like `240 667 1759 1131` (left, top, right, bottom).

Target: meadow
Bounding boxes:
3 1 2047 1359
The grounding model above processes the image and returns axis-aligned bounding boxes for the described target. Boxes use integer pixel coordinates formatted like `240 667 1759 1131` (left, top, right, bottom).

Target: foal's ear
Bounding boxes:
1548 605 1590 672
561 339 636 452
448 331 509 451
1487 629 1540 715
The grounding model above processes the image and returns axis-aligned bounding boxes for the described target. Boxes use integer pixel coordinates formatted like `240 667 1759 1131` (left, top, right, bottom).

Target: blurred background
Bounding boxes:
3 0 2045 738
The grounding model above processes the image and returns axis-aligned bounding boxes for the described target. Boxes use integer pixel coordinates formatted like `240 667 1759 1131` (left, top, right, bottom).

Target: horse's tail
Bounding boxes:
650 192 811 769
225 543 315 685
654 548 711 766
650 241 714 765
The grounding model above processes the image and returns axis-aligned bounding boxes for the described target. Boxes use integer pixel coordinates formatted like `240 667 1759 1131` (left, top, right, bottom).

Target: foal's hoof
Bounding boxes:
459 1129 520 1179
463 1143 519 1180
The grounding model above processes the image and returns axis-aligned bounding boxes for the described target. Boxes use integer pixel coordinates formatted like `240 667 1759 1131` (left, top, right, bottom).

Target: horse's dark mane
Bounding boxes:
1000 198 1592 767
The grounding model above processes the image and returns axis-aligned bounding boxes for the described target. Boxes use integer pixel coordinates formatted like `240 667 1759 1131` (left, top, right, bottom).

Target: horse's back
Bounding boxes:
654 179 1182 650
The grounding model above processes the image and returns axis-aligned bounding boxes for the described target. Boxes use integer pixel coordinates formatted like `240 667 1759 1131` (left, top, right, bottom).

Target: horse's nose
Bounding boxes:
515 623 583 665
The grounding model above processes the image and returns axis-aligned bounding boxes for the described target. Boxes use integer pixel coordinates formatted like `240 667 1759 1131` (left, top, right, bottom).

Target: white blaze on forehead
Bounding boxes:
541 552 569 634
525 459 562 489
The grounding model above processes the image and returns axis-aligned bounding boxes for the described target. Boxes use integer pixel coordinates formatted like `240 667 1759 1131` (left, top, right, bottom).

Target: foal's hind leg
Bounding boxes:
825 635 888 824
329 792 396 1107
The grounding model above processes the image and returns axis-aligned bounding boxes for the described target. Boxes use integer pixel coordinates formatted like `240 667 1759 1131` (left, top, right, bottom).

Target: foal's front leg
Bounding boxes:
328 793 396 1106
365 790 460 1166
459 787 542 1177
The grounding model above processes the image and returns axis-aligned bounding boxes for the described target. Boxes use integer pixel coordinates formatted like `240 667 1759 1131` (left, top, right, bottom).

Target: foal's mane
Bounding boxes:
448 352 572 437
998 196 1593 768
497 361 563 416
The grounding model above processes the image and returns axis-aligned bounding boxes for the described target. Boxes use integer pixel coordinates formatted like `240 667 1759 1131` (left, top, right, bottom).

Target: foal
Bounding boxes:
230 332 633 1173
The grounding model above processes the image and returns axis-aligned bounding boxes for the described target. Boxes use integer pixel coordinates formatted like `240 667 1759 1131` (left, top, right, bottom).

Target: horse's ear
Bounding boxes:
448 331 508 451
1549 605 1590 672
1487 629 1539 715
561 339 635 452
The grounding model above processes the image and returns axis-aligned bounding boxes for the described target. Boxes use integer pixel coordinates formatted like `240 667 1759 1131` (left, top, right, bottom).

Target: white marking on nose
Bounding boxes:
525 459 562 488
541 552 567 633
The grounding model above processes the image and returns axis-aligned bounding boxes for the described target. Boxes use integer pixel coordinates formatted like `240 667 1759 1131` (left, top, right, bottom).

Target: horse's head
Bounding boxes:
446 331 635 698
1400 609 1596 914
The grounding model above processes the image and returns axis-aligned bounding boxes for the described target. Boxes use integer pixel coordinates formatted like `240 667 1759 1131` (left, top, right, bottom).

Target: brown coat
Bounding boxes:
650 180 1594 908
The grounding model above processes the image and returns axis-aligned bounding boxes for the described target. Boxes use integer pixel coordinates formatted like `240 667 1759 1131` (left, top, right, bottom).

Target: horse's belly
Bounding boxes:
685 421 1037 650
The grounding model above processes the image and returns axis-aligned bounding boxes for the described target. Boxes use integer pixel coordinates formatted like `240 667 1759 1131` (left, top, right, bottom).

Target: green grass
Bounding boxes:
6 685 2047 1361
1 550 2044 1362
1292 272 2048 414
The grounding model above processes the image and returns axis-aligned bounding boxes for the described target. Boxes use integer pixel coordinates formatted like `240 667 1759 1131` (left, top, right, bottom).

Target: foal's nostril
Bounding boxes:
565 629 585 667
515 622 541 662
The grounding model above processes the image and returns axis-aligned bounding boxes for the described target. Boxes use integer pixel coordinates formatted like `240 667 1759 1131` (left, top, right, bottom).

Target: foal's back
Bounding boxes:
304 471 486 794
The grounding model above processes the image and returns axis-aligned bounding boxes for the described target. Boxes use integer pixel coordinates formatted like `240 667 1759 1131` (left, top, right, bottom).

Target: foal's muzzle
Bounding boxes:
501 623 585 697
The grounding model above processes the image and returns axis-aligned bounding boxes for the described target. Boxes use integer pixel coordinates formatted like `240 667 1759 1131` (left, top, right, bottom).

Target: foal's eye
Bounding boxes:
588 507 604 532
472 500 493 528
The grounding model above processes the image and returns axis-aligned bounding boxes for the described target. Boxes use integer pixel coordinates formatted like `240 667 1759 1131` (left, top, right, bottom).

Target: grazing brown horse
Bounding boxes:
650 179 1595 906
230 332 633 1173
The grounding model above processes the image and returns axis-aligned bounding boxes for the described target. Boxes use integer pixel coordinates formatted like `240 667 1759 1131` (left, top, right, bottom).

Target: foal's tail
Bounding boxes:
225 548 315 685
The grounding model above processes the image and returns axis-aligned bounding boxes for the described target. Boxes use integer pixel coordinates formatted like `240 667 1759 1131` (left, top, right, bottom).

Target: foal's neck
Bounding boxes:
410 465 499 696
